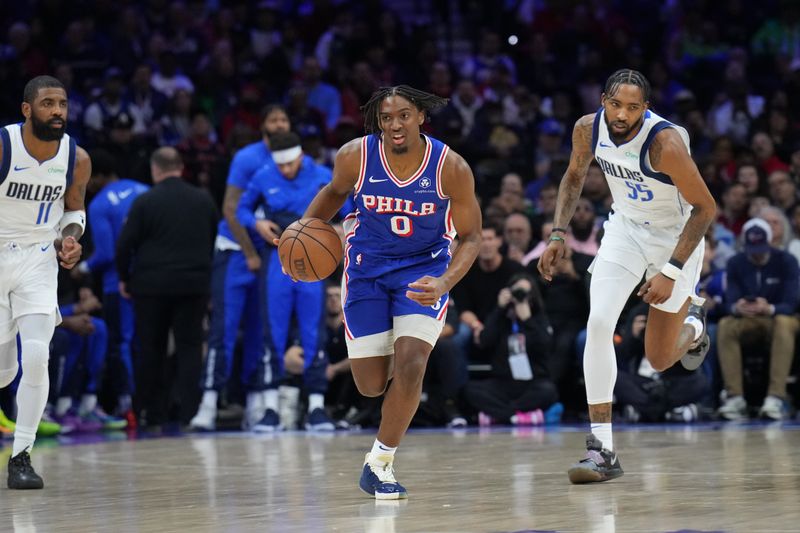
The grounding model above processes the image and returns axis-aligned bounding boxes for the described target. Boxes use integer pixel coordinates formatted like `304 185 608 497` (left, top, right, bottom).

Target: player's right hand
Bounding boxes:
272 238 298 282
537 240 567 282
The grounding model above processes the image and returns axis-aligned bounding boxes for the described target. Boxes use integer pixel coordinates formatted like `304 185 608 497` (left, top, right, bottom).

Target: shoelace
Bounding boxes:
15 453 35 474
369 461 398 484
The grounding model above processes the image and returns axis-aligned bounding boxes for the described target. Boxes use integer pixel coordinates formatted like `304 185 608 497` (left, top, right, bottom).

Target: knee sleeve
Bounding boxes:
20 340 50 386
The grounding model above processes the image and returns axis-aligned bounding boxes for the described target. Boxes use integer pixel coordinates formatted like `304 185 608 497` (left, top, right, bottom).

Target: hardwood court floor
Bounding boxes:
4 423 800 533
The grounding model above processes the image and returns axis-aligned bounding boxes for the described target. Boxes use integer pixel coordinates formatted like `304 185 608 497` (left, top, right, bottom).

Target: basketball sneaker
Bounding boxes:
680 304 709 371
253 409 282 433
305 408 336 431
83 408 128 430
718 394 747 421
759 395 784 421
1 410 64 437
8 449 43 490
359 453 408 500
567 433 624 484
189 404 216 432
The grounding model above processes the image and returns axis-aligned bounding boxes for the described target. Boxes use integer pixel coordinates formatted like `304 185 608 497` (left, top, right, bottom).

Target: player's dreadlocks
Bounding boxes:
604 69 651 102
361 85 449 133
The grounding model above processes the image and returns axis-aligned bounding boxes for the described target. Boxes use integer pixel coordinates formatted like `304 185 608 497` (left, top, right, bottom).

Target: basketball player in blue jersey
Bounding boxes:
296 86 481 499
538 69 716 484
190 105 291 432
76 149 148 425
239 131 348 432
0 75 91 489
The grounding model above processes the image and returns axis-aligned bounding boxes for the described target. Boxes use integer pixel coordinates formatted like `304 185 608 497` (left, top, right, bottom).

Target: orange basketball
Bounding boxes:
277 218 343 282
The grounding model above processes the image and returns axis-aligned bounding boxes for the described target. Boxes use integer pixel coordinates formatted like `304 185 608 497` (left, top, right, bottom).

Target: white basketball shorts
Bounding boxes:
0 241 61 342
591 211 705 313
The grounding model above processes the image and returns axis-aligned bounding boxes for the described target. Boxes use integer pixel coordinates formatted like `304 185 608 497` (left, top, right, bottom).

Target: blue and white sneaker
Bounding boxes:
359 454 408 500
305 408 336 431
252 409 282 433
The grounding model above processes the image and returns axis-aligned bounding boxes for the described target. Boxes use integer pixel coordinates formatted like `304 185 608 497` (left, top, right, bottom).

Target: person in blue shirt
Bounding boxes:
75 149 148 423
190 105 291 431
238 131 346 431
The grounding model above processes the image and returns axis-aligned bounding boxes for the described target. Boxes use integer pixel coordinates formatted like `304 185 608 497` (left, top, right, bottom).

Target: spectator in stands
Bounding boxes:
615 303 708 423
568 197 599 257
716 218 800 421
463 273 558 426
717 182 750 236
83 68 129 146
503 213 533 264
767 170 797 213
301 55 341 132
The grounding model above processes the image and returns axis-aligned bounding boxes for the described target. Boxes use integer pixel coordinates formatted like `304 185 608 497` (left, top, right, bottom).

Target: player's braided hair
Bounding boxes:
361 85 449 133
604 69 651 102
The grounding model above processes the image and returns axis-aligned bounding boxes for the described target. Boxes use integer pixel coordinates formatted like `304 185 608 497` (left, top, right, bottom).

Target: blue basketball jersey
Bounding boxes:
344 133 454 259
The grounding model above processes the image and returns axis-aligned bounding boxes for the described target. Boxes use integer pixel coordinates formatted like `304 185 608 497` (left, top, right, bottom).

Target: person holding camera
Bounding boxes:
716 218 800 420
463 272 558 425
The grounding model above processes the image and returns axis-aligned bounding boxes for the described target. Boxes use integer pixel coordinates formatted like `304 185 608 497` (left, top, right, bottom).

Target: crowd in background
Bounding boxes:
1 0 800 434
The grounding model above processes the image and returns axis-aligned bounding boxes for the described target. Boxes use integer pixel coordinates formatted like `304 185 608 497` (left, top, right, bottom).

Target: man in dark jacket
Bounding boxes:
717 218 800 421
463 272 559 425
116 147 219 427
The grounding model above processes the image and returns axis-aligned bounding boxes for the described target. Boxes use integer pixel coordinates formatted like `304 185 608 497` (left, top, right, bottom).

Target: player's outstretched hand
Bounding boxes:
57 236 82 269
406 276 446 307
637 273 675 305
537 240 566 282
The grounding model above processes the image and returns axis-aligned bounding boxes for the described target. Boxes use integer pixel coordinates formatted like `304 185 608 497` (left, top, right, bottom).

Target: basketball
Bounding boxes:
277 218 343 282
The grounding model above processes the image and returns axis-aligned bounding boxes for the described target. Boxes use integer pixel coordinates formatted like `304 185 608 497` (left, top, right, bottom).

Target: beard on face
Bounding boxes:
31 114 66 141
606 115 643 143
391 145 409 154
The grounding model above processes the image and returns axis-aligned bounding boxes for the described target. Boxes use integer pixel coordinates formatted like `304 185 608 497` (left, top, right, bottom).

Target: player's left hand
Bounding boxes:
56 236 82 269
637 273 675 305
406 276 447 307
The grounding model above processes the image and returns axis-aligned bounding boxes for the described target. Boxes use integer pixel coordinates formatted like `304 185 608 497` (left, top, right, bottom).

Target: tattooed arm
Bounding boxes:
637 128 716 304
537 114 595 281
650 129 716 263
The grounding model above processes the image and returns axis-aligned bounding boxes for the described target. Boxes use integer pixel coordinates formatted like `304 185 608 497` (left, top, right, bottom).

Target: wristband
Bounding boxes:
549 235 565 243
550 227 567 234
668 257 684 269
660 262 682 281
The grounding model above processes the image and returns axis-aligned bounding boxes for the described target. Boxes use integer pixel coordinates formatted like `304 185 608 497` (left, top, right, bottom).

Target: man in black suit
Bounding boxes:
116 147 218 427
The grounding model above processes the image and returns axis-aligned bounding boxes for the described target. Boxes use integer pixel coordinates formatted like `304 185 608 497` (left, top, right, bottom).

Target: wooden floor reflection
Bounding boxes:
5 423 800 532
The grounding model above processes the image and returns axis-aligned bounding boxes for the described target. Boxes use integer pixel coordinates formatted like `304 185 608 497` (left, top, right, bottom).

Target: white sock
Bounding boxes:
685 315 704 342
55 396 72 417
201 390 218 410
591 423 613 451
79 394 97 415
369 439 397 465
308 393 324 412
263 389 279 412
13 381 49 457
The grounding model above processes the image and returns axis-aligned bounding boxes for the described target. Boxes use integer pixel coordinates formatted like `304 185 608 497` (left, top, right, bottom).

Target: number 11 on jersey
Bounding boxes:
36 201 54 224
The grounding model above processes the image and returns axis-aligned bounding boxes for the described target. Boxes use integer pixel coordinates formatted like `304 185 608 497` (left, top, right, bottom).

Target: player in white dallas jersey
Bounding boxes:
538 69 716 484
0 76 91 489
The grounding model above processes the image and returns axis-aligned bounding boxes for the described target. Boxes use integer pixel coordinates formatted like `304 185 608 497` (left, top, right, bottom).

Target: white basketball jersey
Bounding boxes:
592 108 691 227
0 123 75 244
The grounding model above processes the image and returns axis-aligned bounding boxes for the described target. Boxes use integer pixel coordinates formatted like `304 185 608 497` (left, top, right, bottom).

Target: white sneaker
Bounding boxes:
718 395 747 421
189 404 216 431
759 395 784 421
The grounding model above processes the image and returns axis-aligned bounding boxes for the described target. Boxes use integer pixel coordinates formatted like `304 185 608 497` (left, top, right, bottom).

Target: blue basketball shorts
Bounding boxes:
342 246 450 358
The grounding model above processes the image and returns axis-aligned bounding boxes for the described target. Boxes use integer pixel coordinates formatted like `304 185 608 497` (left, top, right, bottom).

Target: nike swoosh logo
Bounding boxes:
14 165 30 171
118 189 133 199
431 249 443 258
268 188 280 194
599 142 612 148
368 176 388 183
41 244 50 252
377 445 392 451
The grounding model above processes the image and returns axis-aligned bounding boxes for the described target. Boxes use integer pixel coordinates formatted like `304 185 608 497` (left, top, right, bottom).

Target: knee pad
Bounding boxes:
0 362 18 388
20 340 50 386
